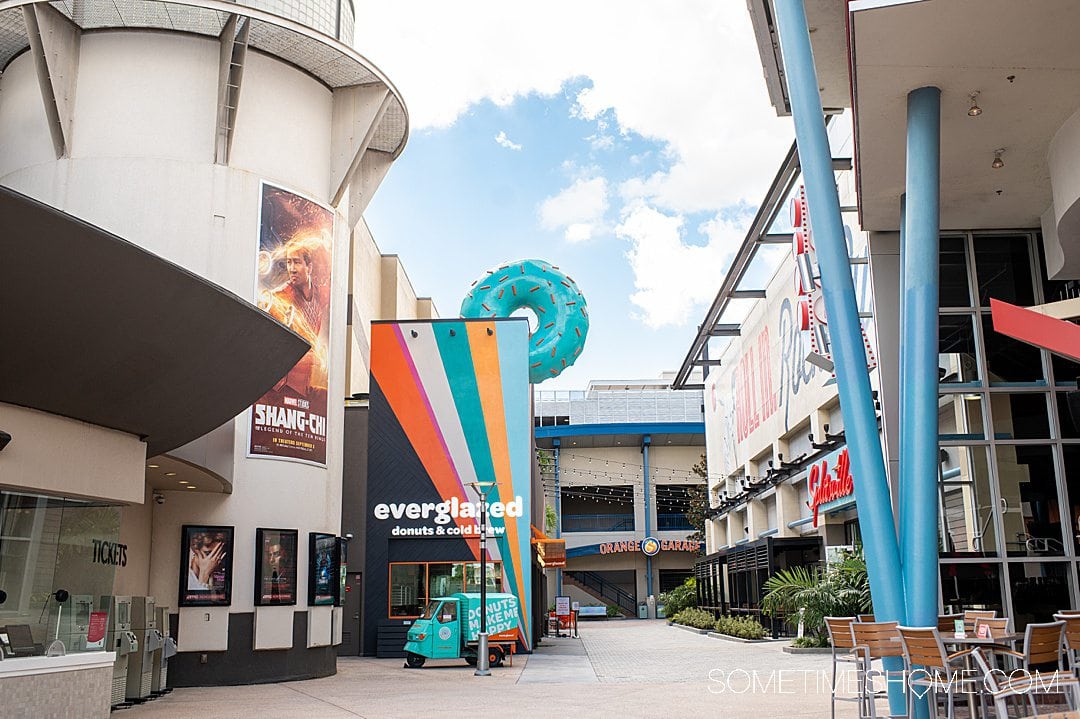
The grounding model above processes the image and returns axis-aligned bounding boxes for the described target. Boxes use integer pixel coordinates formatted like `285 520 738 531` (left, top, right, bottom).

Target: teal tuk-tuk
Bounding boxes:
404 592 519 668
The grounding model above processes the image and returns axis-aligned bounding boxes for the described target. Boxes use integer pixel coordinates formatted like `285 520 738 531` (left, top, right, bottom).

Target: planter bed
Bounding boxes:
670 623 711 635
781 645 833 654
706 631 774 644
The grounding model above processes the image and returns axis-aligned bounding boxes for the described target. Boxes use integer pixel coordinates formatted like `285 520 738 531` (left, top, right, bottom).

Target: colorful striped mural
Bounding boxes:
368 319 533 648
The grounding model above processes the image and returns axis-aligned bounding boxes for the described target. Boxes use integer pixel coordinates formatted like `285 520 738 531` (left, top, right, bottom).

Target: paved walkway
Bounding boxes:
123 620 859 718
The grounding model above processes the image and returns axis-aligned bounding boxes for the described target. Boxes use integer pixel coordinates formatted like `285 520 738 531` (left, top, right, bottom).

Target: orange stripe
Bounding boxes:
465 322 528 640
370 324 478 558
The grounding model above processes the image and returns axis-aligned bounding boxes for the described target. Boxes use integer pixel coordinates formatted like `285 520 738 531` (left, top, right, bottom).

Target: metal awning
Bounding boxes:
0 184 310 456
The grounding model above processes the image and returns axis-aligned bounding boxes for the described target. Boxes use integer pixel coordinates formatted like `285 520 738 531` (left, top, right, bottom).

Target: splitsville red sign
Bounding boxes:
599 539 702 555
807 447 855 527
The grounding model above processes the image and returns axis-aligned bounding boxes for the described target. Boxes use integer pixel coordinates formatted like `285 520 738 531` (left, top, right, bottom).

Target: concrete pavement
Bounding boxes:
122 620 860 718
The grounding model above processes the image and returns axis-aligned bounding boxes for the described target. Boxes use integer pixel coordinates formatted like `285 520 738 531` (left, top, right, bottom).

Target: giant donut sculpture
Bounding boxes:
460 259 589 383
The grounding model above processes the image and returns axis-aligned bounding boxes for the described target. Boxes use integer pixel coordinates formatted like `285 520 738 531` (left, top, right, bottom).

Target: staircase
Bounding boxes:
564 570 637 617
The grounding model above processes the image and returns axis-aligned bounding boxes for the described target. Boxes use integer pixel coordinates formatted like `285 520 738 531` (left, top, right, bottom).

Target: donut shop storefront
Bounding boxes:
361 319 543 657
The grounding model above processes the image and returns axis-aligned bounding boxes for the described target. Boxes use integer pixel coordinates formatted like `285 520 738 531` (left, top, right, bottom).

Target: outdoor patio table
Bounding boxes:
942 633 1024 718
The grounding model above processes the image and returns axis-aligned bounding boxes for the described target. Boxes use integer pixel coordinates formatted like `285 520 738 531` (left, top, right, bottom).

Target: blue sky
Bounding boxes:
356 1 792 388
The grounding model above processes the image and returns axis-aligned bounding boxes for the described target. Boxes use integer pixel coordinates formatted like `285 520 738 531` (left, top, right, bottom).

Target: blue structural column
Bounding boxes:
772 1 907 713
642 435 653 601
899 87 941 634
554 438 562 596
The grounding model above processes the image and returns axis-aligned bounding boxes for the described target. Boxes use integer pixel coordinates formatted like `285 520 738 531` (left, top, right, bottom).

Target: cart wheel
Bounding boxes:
405 652 426 668
489 646 505 667
465 655 477 666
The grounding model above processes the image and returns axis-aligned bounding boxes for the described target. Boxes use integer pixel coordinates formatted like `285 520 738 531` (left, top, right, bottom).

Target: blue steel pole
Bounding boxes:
554 439 562 596
643 436 653 601
899 87 940 635
772 1 907 712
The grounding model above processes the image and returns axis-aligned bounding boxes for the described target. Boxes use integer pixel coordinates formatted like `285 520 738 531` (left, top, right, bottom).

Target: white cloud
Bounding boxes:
539 177 609 243
354 1 791 213
616 201 753 328
494 130 522 151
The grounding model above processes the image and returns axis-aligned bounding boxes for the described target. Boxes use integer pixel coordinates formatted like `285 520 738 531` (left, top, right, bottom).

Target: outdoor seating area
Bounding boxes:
826 610 1080 718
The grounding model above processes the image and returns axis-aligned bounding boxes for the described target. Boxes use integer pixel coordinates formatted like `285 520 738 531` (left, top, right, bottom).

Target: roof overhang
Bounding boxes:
747 0 854 116
534 422 705 450
0 184 310 456
849 0 1080 230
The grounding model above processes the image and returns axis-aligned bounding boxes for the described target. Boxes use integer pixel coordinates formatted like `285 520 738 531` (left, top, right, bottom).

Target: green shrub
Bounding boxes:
790 635 829 648
659 577 697 616
713 614 768 640
671 607 716 630
606 605 619 617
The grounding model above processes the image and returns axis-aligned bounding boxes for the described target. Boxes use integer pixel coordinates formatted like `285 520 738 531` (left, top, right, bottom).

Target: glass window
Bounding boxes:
940 315 980 384
438 601 457 623
989 393 1050 440
1008 561 1072 629
1052 354 1080 388
389 564 425 617
1060 447 1080 554
995 445 1065 557
939 393 985 440
982 316 1045 385
1059 393 1080 439
939 446 998 556
974 235 1035 307
939 236 972 307
0 492 121 656
427 563 464 598
464 562 501 593
940 562 1003 616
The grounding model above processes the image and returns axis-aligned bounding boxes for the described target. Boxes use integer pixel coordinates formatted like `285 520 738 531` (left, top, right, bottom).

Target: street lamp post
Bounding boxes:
468 481 496 677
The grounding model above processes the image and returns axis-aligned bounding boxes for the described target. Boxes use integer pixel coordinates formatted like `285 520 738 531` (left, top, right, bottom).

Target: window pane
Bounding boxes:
1061 447 1080 553
940 315 980 384
1008 561 1071 629
1058 393 1080 439
996 445 1065 556
939 394 985 440
427 562 463 598
989 393 1050 440
940 562 1003 616
389 564 424 617
939 446 997 556
939 236 971 307
974 235 1035 307
1052 354 1080 388
982 315 1045 384
464 562 501 592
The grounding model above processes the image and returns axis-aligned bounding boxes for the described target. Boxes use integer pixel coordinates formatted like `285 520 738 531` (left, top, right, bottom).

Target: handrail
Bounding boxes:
565 570 637 613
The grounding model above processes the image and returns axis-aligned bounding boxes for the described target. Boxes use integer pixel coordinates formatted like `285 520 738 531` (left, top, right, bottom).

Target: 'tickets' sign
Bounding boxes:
807 447 855 527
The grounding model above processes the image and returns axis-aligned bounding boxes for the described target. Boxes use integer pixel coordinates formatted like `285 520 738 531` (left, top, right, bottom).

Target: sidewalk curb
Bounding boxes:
670 624 710 635
706 632 773 644
781 645 833 654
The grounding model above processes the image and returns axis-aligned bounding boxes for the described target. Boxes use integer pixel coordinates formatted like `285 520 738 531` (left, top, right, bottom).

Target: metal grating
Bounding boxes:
0 8 27 69
2 0 406 154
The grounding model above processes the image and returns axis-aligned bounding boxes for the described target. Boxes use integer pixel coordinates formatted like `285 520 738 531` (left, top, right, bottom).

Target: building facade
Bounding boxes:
535 380 705 617
0 0 426 705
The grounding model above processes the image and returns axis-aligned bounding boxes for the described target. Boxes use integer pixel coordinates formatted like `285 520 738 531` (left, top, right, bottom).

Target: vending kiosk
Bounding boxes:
126 597 162 701
102 595 139 708
151 605 175 696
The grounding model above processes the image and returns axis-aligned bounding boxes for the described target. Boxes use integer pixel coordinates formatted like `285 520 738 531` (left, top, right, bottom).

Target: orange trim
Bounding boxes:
387 560 504 619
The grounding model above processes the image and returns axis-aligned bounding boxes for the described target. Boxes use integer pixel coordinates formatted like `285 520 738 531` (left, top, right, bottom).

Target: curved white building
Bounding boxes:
0 0 414 700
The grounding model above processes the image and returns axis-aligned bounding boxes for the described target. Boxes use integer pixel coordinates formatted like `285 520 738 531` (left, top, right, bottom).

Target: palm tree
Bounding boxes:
760 550 871 639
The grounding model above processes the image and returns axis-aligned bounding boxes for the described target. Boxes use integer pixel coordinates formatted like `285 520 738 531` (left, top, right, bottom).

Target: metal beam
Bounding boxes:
729 290 767 299
330 85 393 207
215 16 250 165
707 325 741 337
758 232 793 244
693 359 722 366
23 3 80 158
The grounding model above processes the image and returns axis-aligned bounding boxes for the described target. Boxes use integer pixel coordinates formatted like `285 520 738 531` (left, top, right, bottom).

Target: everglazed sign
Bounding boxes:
807 447 855 527
371 497 524 537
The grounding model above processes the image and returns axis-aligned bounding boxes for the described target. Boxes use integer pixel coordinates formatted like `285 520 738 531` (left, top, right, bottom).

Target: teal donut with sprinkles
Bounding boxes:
460 259 589 383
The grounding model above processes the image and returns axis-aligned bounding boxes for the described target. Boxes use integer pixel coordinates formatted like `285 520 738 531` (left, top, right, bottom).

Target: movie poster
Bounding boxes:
308 532 338 606
250 182 335 466
179 525 233 606
254 528 298 606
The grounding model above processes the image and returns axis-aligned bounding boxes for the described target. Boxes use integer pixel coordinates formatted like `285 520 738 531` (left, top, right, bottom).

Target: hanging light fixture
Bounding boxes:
992 148 1005 169
967 92 982 117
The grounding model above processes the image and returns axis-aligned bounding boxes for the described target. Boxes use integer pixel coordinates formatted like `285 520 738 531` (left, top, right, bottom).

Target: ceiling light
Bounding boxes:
967 92 982 117
186 486 197 490
164 472 177 477
991 148 1005 169
147 464 159 469
178 480 189 484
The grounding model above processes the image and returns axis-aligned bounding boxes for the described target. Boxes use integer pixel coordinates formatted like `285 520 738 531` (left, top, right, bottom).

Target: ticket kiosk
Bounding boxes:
151 605 175 696
126 596 162 701
102 595 139 708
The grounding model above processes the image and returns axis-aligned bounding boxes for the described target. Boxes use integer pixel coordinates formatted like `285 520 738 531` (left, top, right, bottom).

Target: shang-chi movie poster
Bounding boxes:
249 182 334 466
